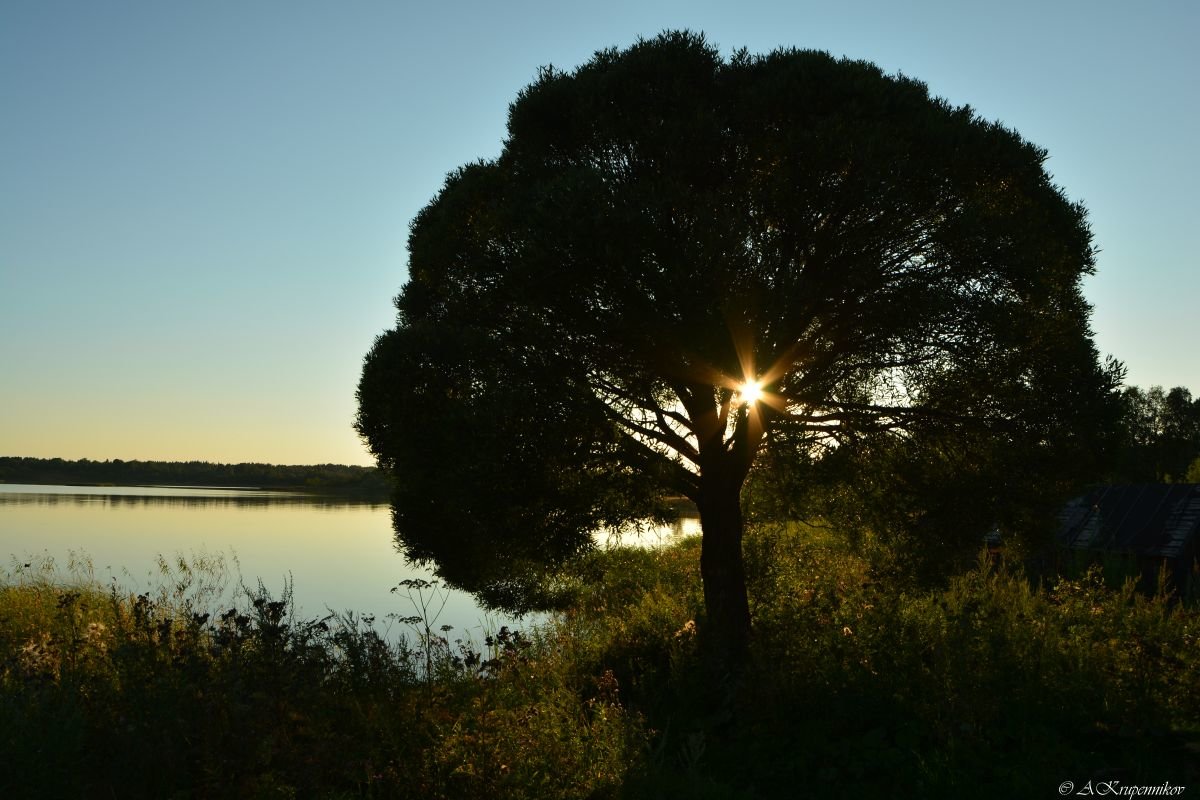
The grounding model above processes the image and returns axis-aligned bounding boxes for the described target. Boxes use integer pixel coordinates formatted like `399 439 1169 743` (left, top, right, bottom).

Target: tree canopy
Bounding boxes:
1112 385 1200 483
357 32 1121 654
0 456 389 494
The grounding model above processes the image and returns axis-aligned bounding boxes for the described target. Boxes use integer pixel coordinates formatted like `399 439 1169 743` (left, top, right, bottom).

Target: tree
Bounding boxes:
1187 455 1200 484
1114 385 1200 482
357 32 1120 660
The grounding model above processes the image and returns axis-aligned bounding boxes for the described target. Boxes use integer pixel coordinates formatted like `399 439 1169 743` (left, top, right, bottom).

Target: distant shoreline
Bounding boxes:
0 457 391 496
1 481 299 492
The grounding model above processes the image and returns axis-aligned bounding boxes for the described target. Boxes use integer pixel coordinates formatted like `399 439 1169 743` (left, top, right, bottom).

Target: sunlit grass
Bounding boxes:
2 528 1198 798
0 551 645 799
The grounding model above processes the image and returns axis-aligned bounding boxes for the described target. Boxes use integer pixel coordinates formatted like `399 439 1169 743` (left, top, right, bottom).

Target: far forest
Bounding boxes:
0 457 391 495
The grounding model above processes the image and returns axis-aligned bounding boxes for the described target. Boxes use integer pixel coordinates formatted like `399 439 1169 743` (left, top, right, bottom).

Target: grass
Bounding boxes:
0 553 644 799
2 525 1198 798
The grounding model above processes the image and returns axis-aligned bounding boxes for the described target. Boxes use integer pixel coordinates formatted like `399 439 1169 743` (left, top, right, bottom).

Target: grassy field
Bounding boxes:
2 524 1198 798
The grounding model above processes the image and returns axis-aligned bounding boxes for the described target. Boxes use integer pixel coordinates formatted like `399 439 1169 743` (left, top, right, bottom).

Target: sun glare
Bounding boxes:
738 380 764 406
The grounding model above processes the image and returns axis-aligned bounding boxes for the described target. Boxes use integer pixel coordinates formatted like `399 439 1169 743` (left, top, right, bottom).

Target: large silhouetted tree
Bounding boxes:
357 32 1120 660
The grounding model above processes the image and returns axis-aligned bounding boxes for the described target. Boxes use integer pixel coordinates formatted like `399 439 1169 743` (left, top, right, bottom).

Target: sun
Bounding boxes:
737 380 764 406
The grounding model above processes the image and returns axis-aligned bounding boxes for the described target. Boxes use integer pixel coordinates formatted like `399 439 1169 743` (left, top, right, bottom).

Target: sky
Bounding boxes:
1 0 1197 466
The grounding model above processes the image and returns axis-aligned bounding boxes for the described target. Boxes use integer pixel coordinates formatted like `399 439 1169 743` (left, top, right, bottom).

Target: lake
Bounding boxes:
0 483 699 639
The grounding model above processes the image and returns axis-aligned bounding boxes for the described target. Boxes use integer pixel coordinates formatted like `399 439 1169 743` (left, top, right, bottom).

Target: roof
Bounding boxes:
1058 484 1200 560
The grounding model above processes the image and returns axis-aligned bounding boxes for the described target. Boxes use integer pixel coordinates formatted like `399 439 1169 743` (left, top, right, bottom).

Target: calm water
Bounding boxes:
0 483 506 638
0 484 699 637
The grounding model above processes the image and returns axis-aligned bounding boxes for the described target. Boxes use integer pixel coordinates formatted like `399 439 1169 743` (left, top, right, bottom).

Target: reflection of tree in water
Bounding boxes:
0 491 387 511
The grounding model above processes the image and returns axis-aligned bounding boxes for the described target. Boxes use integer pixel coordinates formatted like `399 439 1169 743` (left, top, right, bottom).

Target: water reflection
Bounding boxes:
0 484 695 637
0 484 489 636
597 514 702 548
0 484 387 510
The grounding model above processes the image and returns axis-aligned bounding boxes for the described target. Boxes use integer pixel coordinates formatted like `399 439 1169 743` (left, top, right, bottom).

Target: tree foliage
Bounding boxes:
357 32 1121 650
1112 385 1200 483
0 456 389 494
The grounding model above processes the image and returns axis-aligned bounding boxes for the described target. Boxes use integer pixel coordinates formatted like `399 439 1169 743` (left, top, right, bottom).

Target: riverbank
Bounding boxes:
0 456 392 497
2 523 1198 798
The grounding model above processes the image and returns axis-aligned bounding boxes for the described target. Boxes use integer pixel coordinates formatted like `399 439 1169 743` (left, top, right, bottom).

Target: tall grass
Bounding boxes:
2 526 1198 798
733 524 1200 796
0 554 644 799
549 523 1200 797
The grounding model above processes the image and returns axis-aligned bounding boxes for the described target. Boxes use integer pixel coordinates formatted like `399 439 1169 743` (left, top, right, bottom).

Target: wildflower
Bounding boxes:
85 621 109 653
674 619 697 640
19 631 61 676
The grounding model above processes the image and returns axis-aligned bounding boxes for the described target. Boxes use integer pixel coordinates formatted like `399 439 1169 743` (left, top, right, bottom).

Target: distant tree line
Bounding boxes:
0 457 392 494
1112 385 1200 483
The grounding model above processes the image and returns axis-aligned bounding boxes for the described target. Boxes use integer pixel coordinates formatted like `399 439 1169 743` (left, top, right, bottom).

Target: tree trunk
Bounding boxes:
695 474 752 666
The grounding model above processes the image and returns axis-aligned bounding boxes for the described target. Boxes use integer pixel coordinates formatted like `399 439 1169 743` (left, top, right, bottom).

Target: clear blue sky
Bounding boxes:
2 0 1196 465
